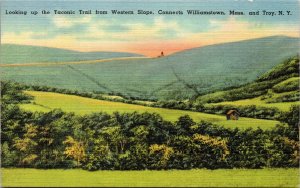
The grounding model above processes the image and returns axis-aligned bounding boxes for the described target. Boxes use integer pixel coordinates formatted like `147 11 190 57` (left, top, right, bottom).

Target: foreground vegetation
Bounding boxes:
2 81 299 171
2 168 298 187
1 45 299 187
21 90 280 130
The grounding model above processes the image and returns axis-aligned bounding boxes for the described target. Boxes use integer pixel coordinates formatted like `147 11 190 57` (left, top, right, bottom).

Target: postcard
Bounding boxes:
1 0 299 187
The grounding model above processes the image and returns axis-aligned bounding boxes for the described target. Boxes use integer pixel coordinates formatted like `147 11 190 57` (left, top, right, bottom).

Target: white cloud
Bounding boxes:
68 17 187 41
2 17 298 56
185 17 299 47
52 15 92 28
119 17 183 39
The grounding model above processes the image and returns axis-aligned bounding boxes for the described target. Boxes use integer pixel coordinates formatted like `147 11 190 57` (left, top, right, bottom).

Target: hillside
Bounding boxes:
194 56 299 117
20 90 280 130
0 44 144 64
195 56 299 103
1 36 299 100
2 79 298 172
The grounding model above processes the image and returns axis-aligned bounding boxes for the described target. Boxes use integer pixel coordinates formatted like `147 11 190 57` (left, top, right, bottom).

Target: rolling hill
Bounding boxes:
0 44 144 64
194 56 299 117
1 36 299 100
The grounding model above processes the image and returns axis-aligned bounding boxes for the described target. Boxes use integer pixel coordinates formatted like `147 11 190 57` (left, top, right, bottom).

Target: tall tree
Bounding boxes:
63 136 86 167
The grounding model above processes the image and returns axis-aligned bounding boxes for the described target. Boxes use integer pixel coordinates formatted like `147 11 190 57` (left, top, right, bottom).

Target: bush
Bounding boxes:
273 78 299 93
2 80 299 170
200 104 281 120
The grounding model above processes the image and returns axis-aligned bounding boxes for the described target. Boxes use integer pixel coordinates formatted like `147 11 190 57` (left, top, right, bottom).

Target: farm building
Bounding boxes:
226 110 239 120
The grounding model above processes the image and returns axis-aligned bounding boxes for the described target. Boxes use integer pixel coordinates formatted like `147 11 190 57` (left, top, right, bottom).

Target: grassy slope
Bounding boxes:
196 56 299 113
222 76 300 111
209 96 300 111
274 77 299 88
0 44 143 64
1 36 299 100
272 77 299 93
2 168 298 187
21 91 280 130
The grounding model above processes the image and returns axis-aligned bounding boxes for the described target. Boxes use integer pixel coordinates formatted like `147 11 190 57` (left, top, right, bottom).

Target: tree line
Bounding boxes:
5 81 289 121
1 81 299 170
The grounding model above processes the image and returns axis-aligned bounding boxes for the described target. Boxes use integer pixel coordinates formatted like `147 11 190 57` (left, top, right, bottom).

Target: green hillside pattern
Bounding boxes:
21 90 280 130
1 36 299 100
197 56 299 112
273 77 299 93
196 56 299 104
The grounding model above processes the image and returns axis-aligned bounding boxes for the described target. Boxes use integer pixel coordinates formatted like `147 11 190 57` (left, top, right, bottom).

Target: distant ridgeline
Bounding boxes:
0 44 144 64
1 36 299 100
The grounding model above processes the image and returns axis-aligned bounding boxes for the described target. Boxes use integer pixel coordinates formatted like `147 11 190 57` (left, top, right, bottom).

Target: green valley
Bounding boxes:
21 90 280 130
1 38 299 185
1 1 300 186
1 36 299 100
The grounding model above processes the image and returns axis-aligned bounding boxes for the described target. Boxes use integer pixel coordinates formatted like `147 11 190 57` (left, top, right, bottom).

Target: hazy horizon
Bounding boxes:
1 0 299 57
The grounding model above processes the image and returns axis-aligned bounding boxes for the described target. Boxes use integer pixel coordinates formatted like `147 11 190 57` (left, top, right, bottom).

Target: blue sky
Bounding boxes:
1 0 299 56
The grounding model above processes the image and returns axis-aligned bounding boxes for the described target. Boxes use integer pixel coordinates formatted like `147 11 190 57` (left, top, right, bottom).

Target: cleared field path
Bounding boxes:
21 91 281 130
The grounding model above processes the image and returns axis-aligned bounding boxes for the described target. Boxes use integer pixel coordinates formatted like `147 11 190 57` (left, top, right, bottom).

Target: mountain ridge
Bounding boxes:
1 36 299 100
1 44 144 65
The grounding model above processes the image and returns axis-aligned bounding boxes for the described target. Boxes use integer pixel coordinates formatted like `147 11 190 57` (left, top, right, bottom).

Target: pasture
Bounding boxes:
20 91 281 130
2 168 298 187
209 96 300 112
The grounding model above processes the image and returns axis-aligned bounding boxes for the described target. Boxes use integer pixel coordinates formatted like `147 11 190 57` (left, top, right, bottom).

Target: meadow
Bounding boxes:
2 168 298 187
209 96 300 112
20 91 281 130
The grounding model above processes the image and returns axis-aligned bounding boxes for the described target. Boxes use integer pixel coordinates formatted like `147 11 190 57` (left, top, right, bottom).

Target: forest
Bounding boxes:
1 81 299 170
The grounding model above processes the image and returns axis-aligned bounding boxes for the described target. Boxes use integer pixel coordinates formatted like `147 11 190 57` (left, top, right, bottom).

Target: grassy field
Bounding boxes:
209 96 300 112
20 91 281 130
2 168 298 187
273 77 299 89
